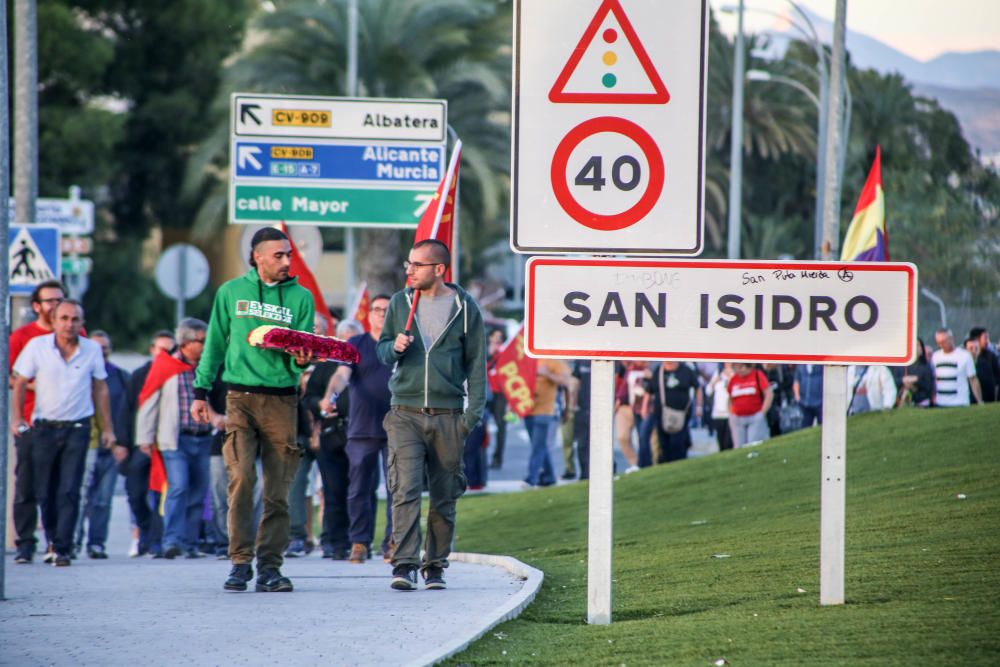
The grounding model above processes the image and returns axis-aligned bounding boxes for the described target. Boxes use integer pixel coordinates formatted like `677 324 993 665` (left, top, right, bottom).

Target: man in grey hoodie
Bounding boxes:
377 239 487 591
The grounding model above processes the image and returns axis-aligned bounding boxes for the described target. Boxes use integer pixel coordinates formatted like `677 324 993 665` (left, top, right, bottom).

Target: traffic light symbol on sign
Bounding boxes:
548 0 670 104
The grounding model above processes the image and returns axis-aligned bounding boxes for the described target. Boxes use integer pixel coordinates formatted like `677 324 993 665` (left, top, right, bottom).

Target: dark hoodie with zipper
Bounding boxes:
194 268 315 397
376 284 487 430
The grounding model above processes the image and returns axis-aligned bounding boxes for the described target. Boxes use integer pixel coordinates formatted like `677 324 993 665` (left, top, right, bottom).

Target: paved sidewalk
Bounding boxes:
0 498 542 667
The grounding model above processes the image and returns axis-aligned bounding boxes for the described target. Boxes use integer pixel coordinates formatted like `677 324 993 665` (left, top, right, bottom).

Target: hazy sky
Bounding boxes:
710 0 1000 62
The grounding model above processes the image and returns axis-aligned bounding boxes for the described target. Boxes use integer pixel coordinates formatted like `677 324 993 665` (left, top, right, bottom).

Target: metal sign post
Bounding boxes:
587 360 615 624
820 365 848 605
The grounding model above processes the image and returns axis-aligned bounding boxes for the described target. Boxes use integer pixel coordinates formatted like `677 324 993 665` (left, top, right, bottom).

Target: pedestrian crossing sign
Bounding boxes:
8 224 62 295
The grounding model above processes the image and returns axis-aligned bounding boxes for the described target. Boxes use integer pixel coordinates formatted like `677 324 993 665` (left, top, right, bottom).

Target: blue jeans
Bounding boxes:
161 434 212 551
346 437 391 546
523 415 557 486
463 419 488 488
637 414 657 468
75 449 119 549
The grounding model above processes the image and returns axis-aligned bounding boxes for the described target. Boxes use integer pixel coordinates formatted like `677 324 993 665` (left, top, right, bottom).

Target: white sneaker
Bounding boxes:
127 539 140 558
625 465 641 474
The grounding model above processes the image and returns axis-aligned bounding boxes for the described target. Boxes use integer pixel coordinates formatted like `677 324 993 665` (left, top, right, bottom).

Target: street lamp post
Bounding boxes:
726 0 746 259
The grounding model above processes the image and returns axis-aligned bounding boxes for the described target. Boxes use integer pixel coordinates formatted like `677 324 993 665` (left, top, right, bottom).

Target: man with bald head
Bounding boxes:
12 299 116 567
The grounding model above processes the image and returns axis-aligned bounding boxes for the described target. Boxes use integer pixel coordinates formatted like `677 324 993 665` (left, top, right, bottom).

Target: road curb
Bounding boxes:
406 553 544 667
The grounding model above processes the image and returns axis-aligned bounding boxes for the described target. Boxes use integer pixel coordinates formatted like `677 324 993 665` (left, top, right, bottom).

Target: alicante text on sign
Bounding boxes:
233 140 445 187
525 257 917 364
512 0 707 255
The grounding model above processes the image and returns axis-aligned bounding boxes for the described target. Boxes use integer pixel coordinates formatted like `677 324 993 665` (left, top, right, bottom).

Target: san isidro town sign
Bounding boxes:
509 0 918 625
230 94 448 227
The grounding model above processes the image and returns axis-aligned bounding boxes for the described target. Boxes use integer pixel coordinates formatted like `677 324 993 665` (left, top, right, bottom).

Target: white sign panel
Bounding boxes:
511 0 708 255
8 197 95 234
526 257 918 364
232 94 447 142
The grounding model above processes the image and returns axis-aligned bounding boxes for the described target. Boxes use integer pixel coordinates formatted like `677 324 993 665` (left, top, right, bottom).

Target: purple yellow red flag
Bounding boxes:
840 146 888 262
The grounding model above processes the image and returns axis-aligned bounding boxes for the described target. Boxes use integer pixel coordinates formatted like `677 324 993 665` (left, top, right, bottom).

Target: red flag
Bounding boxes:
280 222 333 333
139 352 193 494
488 325 538 417
414 141 462 282
350 282 372 332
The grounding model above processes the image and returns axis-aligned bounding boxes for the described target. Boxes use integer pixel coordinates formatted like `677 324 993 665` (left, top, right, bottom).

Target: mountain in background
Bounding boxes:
760 8 1000 163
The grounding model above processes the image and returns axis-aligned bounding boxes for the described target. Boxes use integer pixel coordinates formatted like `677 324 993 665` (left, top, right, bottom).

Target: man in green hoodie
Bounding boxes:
377 238 487 591
190 227 315 593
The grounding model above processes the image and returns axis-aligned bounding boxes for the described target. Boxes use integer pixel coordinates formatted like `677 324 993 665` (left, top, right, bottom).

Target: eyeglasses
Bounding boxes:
370 307 387 314
402 261 442 271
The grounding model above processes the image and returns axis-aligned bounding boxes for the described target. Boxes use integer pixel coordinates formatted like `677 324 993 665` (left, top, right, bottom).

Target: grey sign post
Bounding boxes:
155 244 210 325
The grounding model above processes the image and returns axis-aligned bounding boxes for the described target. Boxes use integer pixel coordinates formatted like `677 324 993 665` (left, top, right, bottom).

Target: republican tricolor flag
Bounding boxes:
840 146 888 262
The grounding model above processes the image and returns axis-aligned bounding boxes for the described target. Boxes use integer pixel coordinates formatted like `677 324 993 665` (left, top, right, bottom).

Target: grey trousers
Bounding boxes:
383 408 468 570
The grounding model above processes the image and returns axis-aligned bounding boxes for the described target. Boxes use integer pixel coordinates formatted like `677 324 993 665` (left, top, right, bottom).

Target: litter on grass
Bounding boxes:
712 553 731 559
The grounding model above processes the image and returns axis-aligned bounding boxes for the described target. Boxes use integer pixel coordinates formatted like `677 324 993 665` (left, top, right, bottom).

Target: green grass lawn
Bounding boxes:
448 405 1000 666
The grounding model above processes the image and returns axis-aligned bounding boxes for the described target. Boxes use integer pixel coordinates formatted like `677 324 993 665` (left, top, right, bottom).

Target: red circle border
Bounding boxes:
550 116 665 232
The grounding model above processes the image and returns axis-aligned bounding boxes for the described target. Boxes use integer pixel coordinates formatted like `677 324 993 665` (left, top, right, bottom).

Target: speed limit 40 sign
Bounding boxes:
511 0 708 255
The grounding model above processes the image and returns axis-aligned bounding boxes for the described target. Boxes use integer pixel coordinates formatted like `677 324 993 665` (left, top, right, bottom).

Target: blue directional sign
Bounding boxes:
8 224 62 295
234 141 445 187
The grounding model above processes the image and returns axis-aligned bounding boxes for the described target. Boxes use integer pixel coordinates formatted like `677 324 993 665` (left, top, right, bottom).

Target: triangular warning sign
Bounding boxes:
549 0 669 104
9 227 57 285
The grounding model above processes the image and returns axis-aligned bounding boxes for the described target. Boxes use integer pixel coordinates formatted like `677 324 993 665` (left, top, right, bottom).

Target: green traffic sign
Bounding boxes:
232 184 435 227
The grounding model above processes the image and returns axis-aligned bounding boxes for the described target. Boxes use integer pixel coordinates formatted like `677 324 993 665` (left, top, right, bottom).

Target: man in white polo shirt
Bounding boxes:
932 328 983 407
11 299 117 567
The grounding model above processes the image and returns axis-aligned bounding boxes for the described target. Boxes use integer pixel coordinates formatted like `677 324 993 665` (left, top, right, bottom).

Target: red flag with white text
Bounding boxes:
488 325 538 417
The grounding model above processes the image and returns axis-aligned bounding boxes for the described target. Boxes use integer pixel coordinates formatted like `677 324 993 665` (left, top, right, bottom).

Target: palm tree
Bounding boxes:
705 16 816 256
184 0 511 294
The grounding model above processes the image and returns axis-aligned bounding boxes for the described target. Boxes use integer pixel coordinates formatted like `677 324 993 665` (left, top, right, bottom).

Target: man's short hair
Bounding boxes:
90 330 112 344
31 280 65 303
176 318 208 345
969 326 987 340
413 239 450 267
248 227 289 267
935 328 953 338
336 319 365 339
55 298 84 314
372 293 392 303
152 329 175 344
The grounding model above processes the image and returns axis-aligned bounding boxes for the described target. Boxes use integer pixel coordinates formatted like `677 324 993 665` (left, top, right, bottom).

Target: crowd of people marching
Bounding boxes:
8 276 997 567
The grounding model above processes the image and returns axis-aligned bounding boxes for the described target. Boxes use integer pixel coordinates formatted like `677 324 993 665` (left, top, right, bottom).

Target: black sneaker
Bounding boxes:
14 548 33 564
224 563 254 591
391 565 418 591
423 566 446 590
87 545 108 559
184 549 205 559
256 568 293 592
163 545 183 560
53 554 72 567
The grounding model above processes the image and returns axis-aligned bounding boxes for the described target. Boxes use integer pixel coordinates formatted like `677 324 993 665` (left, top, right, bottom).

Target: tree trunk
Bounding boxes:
357 228 406 296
